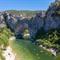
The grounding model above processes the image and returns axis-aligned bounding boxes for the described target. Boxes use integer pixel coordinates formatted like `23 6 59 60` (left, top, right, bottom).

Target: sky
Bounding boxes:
0 0 55 11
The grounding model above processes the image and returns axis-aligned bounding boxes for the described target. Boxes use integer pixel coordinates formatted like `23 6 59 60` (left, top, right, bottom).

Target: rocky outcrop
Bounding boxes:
15 19 29 39
44 0 60 31
28 12 44 38
0 12 6 28
14 12 45 39
3 12 18 31
0 0 60 39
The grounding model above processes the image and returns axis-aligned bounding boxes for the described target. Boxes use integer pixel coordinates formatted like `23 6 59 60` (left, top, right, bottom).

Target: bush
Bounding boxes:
35 29 60 52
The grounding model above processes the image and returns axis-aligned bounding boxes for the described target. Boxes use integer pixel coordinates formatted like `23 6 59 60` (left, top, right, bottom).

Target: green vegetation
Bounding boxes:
0 27 11 47
23 28 30 39
35 29 60 54
10 40 55 60
6 10 41 17
0 27 11 60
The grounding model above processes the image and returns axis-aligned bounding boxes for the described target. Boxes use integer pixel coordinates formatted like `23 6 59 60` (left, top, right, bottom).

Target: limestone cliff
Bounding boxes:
0 0 60 39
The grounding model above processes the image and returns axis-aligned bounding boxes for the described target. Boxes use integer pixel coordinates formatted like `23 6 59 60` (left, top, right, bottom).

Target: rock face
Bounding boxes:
28 12 44 38
0 12 6 28
44 0 60 31
3 12 18 31
1 0 60 39
3 11 44 39
15 12 45 39
15 19 29 39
